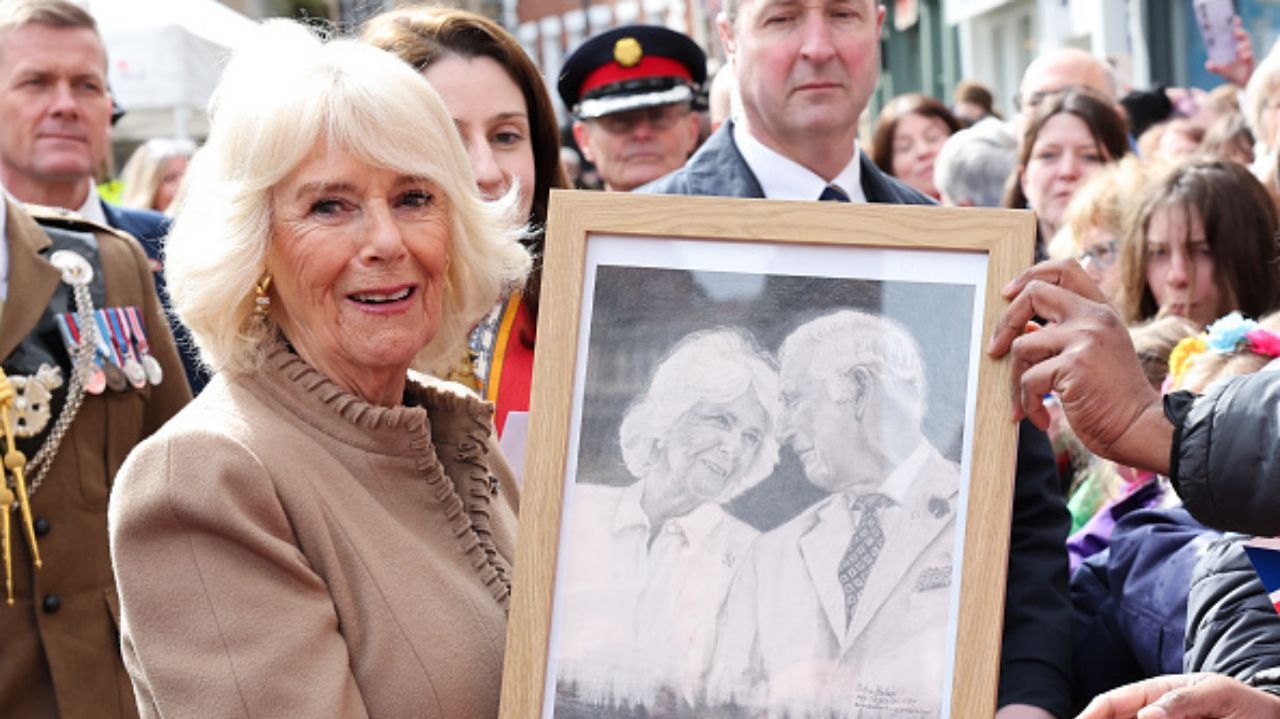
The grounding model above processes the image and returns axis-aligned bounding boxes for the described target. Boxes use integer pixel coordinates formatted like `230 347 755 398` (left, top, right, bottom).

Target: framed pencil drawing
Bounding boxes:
499 190 1035 719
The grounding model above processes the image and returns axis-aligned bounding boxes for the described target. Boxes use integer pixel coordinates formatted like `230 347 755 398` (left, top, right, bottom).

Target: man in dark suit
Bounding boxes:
641 1 1072 717
0 0 204 391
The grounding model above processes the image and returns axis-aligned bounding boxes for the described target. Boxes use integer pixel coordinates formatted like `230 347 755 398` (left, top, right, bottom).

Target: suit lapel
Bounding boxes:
0 201 60 361
686 122 765 199
859 151 897 204
798 495 856 642
841 447 961 653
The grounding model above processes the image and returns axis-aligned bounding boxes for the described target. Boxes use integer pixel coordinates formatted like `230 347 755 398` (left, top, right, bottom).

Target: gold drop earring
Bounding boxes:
254 274 273 320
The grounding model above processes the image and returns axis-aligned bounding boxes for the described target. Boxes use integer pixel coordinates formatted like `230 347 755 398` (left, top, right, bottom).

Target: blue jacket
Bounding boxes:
1070 507 1219 711
640 121 1073 718
101 201 207 393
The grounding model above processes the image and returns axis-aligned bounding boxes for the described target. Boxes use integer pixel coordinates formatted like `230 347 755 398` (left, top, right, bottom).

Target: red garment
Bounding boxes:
485 293 535 435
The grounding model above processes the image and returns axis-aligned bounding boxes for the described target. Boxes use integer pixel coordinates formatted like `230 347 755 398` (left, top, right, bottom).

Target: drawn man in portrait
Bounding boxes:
708 310 959 718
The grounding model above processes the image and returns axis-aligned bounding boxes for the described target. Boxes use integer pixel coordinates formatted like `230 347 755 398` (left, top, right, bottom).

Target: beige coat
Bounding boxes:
0 201 191 719
109 342 520 718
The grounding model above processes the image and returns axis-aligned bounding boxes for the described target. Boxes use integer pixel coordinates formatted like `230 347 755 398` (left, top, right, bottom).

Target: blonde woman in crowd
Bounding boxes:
1047 155 1152 305
118 138 195 214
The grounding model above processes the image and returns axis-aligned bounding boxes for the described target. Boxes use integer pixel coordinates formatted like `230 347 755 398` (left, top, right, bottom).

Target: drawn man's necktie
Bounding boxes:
819 184 851 202
837 493 893 629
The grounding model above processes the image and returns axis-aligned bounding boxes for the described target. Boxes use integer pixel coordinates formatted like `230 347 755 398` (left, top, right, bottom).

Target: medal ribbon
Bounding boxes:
54 314 78 352
125 307 152 358
93 311 122 370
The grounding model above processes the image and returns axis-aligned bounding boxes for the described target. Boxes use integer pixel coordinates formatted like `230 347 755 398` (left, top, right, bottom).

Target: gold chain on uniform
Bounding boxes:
0 276 97 604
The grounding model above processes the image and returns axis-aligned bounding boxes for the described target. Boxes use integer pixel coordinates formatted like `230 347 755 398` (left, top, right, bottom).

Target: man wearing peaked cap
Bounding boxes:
559 24 705 192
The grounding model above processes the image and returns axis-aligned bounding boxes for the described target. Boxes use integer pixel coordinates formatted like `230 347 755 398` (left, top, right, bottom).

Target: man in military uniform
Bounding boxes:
0 0 204 392
559 24 705 192
0 194 189 716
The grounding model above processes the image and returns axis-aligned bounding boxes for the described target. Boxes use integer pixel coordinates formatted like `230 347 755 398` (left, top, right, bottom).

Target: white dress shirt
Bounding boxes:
556 480 759 706
733 121 867 203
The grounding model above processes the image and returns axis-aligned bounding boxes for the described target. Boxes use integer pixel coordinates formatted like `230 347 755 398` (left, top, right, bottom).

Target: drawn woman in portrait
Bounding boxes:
555 327 781 712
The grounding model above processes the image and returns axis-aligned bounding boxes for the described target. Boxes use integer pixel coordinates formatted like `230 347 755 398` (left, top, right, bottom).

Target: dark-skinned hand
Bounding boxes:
986 259 1172 475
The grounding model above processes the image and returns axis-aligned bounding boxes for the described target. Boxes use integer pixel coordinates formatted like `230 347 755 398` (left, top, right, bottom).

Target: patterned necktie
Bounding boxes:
819 184 851 202
837 493 893 629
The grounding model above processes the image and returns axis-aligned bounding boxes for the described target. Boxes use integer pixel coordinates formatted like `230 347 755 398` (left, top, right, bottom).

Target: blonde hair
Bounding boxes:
166 20 529 375
1129 315 1199 389
119 138 196 211
1048 155 1152 261
1246 45 1280 151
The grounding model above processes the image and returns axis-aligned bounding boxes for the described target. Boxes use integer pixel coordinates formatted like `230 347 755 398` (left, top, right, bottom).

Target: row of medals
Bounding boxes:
50 250 164 396
55 305 163 394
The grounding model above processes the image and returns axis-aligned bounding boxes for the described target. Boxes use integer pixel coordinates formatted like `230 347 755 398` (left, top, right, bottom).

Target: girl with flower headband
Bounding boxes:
1069 311 1280 705
1117 158 1280 329
1168 310 1280 393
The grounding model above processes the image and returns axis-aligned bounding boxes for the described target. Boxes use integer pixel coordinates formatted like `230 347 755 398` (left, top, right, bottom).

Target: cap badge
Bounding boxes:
614 37 643 68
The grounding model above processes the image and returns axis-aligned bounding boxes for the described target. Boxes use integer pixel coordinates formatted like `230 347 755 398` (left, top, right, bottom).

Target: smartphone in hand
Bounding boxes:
1195 0 1238 66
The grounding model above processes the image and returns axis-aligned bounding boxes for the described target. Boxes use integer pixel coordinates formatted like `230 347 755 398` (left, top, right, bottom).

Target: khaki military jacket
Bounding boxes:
0 200 190 718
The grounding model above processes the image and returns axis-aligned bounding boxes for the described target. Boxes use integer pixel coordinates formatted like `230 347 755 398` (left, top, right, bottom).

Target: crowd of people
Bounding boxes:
1 0 1279 717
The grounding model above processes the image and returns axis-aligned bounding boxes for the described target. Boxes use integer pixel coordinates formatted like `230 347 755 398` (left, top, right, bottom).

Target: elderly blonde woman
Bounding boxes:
107 20 529 718
118 138 196 213
556 327 780 712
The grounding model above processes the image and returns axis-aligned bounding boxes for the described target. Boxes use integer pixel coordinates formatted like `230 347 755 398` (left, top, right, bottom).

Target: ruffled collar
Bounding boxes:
246 339 513 607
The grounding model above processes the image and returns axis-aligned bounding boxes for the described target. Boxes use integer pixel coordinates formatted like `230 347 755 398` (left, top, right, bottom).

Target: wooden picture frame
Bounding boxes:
500 190 1035 719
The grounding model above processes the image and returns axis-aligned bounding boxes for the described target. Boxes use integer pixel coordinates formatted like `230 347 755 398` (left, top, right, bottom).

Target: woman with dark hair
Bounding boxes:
871 92 962 200
1002 88 1130 255
952 79 1002 125
363 7 571 437
1116 157 1280 328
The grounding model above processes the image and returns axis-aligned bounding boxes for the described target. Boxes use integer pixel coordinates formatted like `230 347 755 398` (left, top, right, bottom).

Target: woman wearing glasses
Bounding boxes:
1048 156 1152 305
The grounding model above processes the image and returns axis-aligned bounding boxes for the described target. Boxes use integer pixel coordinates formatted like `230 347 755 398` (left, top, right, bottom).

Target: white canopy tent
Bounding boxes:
87 0 259 141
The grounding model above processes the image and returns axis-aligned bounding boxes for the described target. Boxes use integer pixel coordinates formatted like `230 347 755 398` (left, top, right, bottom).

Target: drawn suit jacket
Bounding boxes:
640 123 1074 718
708 443 958 717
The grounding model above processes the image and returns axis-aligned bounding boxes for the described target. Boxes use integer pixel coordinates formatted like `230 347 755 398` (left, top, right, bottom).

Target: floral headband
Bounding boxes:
1168 312 1280 385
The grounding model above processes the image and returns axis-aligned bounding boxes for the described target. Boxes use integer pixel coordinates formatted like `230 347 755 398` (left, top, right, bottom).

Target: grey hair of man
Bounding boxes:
779 310 928 429
619 327 782 502
164 19 529 376
933 118 1019 208
0 0 102 65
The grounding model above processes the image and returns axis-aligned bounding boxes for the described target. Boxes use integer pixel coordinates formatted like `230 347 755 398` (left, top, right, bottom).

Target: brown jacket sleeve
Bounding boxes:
109 428 369 719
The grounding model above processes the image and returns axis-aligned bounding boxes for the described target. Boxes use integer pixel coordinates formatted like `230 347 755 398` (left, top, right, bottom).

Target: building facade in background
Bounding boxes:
228 0 1280 139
